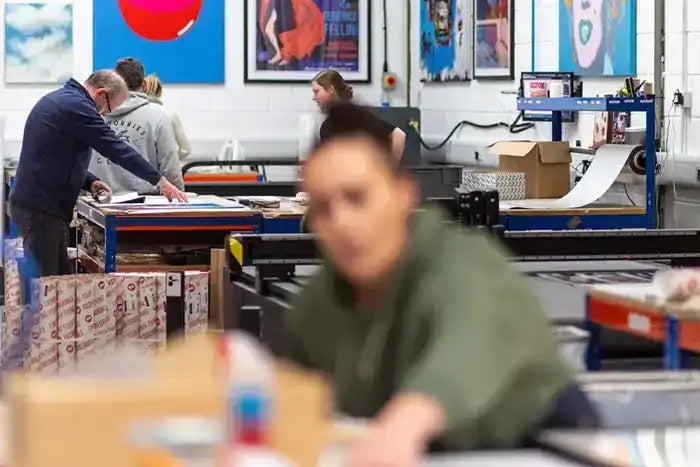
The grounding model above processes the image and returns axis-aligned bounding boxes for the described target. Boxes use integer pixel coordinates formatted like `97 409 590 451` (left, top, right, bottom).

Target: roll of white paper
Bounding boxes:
502 144 640 209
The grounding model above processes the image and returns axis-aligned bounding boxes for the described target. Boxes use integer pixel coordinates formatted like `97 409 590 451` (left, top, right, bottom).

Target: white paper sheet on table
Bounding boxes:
235 196 282 202
501 144 640 210
99 197 229 208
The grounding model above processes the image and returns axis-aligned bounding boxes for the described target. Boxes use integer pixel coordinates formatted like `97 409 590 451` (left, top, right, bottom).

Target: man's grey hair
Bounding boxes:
84 69 128 98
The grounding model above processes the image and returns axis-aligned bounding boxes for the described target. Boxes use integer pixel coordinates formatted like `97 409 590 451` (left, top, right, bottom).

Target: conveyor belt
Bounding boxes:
226 229 700 274
505 229 700 261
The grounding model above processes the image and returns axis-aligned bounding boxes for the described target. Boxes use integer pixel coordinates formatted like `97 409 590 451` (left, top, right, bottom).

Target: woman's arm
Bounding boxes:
390 127 406 163
348 393 445 466
170 112 191 160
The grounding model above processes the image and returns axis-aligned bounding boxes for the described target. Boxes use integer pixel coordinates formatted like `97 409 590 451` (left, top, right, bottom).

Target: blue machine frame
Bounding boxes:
585 295 686 370
515 97 657 230
77 200 263 272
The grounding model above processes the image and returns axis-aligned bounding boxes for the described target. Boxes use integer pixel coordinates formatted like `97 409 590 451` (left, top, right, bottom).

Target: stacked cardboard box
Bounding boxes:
4 238 23 307
2 271 209 375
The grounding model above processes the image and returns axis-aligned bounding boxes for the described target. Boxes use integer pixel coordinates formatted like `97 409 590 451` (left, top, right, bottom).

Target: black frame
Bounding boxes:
520 71 577 123
243 0 372 84
472 0 514 80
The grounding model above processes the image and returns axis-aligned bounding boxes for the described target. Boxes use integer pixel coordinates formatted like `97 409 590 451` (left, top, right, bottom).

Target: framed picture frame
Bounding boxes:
472 0 514 80
5 3 74 84
419 0 473 83
244 0 372 84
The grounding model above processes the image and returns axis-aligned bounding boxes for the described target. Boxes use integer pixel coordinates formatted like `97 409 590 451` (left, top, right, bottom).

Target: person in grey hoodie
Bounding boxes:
89 57 184 194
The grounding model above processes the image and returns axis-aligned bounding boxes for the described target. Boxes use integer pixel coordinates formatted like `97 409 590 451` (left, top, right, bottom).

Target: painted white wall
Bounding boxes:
0 0 694 168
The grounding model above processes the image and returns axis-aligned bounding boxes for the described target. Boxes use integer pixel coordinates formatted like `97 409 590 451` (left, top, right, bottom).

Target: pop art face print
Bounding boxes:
559 0 636 77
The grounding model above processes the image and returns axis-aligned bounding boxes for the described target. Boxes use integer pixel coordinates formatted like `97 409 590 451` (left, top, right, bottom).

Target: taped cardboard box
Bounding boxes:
490 141 572 198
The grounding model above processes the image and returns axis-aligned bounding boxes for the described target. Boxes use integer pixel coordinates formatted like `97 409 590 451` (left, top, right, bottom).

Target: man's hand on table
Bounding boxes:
89 180 112 197
157 177 188 203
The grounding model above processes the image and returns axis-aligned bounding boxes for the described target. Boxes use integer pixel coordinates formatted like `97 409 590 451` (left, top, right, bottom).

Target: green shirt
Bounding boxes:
283 208 571 450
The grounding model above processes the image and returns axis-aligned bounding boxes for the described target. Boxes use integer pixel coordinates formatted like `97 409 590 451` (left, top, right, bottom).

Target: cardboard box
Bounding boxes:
6 334 333 467
4 239 23 307
490 141 572 198
56 277 77 372
75 276 98 361
209 249 226 331
28 278 59 375
185 271 209 334
138 275 159 353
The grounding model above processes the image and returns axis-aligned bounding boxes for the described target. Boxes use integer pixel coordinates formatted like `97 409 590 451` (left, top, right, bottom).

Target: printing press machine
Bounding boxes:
182 159 462 199
220 190 700 367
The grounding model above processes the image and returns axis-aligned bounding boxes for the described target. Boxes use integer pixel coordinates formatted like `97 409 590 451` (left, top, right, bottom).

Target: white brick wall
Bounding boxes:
0 0 409 159
0 0 697 169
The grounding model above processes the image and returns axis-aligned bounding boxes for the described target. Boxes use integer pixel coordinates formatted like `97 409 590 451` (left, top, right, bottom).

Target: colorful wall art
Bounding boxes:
419 0 472 82
5 3 74 83
559 0 637 76
93 0 225 83
473 0 513 79
245 0 371 83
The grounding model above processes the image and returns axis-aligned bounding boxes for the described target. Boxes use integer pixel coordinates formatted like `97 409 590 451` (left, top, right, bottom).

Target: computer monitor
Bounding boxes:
520 72 577 122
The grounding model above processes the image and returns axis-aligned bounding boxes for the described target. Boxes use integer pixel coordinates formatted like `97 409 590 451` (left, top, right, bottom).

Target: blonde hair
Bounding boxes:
143 73 163 98
312 69 353 100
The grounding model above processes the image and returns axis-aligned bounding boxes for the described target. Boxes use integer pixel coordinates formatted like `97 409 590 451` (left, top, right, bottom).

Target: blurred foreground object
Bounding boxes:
5 332 333 467
653 269 700 302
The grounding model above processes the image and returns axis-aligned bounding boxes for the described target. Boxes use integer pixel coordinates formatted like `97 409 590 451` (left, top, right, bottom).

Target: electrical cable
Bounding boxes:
382 0 389 73
623 183 637 207
413 112 534 151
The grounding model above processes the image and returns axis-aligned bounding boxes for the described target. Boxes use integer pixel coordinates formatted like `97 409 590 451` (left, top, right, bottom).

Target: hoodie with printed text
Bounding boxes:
89 92 184 194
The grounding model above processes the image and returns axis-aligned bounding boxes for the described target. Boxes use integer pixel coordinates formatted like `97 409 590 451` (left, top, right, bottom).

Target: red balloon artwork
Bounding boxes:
117 0 203 41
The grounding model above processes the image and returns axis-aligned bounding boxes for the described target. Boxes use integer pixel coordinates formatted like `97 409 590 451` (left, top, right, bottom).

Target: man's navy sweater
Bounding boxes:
10 79 162 221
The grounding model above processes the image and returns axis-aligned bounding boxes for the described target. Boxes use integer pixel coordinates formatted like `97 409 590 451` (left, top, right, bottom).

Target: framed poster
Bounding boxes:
245 0 371 83
93 0 225 83
419 0 472 82
473 0 513 79
559 0 637 76
5 3 73 83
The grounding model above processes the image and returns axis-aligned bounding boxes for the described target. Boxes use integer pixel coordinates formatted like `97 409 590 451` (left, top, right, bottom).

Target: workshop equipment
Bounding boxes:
76 195 261 273
183 160 462 201
182 159 301 197
516 96 657 229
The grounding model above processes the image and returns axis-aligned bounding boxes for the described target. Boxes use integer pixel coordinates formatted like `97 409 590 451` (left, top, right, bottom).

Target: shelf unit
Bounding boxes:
516 97 657 229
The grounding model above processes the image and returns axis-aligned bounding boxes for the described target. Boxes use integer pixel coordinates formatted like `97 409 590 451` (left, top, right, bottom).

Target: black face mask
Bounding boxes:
97 91 112 116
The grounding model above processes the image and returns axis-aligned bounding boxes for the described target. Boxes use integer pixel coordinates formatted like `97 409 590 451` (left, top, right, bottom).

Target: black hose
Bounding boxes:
413 113 535 151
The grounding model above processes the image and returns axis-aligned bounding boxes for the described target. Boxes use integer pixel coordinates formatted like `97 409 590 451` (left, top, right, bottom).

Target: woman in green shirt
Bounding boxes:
284 104 598 465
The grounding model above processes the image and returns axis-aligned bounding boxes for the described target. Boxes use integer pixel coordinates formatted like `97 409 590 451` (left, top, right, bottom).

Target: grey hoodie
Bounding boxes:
89 92 184 194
